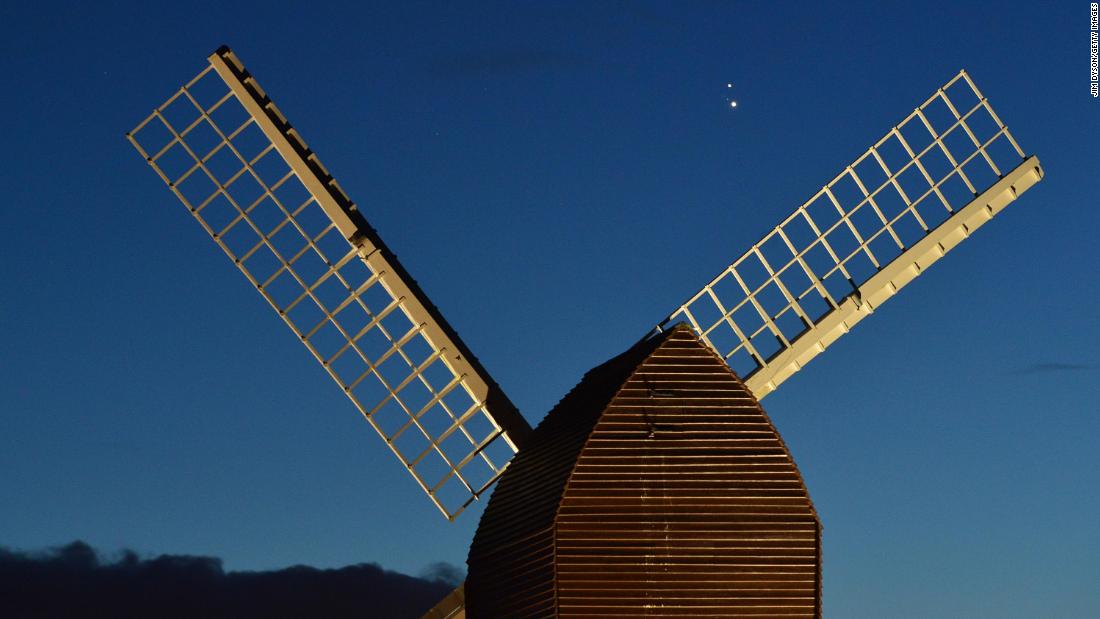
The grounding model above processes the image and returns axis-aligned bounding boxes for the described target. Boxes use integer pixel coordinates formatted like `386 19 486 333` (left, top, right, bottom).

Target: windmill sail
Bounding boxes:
127 46 531 520
657 70 1043 399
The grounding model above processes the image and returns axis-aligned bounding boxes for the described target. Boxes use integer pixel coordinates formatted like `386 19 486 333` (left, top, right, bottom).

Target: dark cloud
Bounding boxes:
424 49 578 78
418 561 464 587
0 541 458 619
1014 362 1094 375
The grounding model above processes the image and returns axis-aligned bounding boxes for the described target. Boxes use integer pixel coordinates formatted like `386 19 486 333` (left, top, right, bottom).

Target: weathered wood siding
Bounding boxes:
557 326 820 617
466 334 663 617
468 325 820 617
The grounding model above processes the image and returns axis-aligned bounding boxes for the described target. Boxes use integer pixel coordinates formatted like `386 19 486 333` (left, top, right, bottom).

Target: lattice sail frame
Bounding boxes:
657 70 1043 399
127 47 531 520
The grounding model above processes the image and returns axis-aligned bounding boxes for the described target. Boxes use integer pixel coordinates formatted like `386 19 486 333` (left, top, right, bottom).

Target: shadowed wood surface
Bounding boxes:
467 325 820 617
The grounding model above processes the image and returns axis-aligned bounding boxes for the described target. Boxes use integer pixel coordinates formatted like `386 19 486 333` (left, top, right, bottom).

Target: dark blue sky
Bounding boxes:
1 2 1097 616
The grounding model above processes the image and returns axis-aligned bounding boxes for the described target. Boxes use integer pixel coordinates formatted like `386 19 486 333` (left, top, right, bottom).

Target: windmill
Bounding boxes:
127 47 1043 618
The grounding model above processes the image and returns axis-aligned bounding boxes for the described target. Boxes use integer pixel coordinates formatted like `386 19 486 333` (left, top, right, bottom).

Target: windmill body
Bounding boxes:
127 46 1043 618
467 325 819 617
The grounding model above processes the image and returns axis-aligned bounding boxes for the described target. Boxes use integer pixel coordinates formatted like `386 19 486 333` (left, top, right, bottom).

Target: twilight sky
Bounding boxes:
1 2 1097 617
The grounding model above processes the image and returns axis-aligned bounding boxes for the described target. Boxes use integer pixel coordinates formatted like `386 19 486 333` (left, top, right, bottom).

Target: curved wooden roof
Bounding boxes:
467 324 820 617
